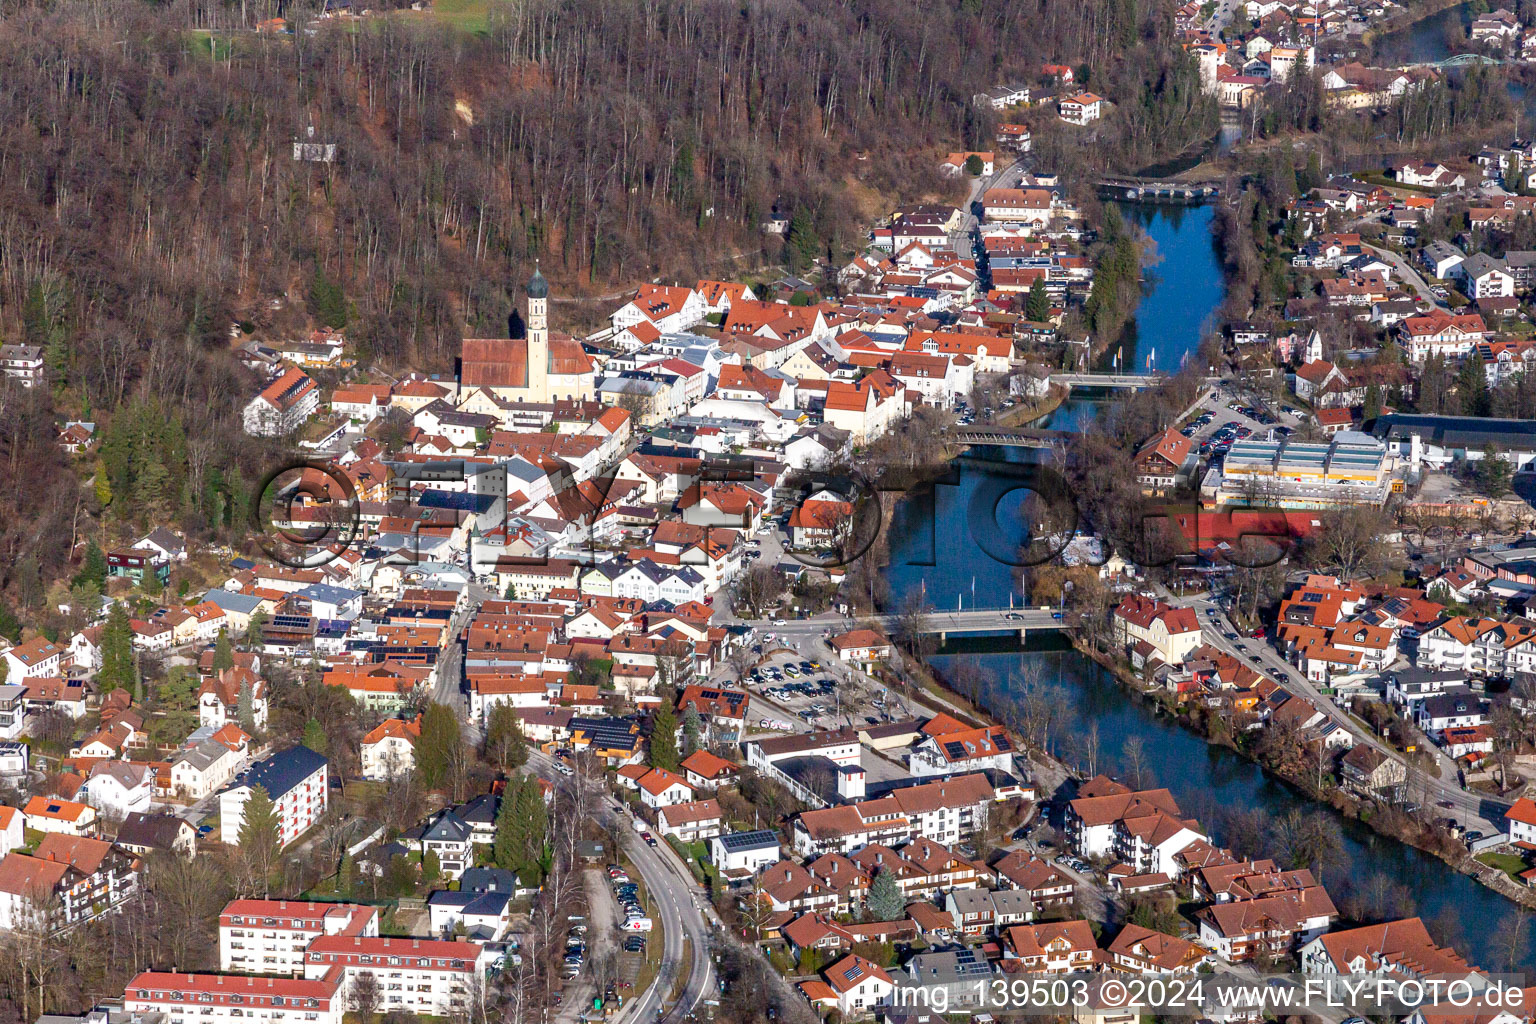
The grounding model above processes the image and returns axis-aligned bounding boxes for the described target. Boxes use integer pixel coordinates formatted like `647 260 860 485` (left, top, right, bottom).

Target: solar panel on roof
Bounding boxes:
718 830 778 851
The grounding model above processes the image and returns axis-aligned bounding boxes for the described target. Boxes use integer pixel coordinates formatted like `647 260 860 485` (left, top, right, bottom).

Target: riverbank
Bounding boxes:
1362 0 1465 49
1055 631 1536 912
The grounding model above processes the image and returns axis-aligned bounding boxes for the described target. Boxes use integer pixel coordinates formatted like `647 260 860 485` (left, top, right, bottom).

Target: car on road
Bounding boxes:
1248 655 1264 664
553 761 574 777
641 832 657 847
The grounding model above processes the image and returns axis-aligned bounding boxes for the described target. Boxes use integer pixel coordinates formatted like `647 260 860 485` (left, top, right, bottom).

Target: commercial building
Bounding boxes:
1201 433 1395 509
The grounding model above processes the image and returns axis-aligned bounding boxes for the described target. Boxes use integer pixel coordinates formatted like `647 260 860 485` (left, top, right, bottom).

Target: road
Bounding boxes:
526 752 715 1024
431 581 502 739
1204 0 1238 34
1363 242 1444 308
1178 594 1507 834
950 158 1024 258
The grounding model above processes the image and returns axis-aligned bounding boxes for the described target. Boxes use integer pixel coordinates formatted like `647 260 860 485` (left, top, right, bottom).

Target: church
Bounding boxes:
459 269 596 404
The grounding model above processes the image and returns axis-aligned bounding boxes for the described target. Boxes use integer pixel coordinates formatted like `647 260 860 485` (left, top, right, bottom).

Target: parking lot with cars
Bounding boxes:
739 636 913 733
1178 388 1303 465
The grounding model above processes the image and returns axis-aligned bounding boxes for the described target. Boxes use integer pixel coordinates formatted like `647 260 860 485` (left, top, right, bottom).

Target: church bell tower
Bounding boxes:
526 265 549 400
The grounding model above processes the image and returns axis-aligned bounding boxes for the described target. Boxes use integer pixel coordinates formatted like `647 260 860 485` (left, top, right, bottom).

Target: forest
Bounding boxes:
0 0 1221 612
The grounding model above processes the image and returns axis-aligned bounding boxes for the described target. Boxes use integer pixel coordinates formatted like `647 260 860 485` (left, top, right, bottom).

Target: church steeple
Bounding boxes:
526 263 549 399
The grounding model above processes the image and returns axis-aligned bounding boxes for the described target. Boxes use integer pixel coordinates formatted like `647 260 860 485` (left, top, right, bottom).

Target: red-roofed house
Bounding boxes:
819 953 894 1016
1113 596 1204 666
1135 428 1196 494
361 718 421 780
244 366 319 437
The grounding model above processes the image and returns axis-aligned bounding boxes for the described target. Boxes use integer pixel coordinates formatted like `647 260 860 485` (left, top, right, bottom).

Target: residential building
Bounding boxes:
1003 920 1099 972
0 344 43 387
219 745 328 849
125 972 345 1024
1112 595 1203 667
361 718 420 780
219 899 379 975
243 366 319 437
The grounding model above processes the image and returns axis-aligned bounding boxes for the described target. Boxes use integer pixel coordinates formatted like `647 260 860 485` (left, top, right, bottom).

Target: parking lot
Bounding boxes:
738 638 915 734
1179 387 1303 463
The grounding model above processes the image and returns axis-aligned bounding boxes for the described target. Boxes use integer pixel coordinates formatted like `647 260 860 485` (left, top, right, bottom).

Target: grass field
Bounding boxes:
425 0 501 33
1477 851 1529 880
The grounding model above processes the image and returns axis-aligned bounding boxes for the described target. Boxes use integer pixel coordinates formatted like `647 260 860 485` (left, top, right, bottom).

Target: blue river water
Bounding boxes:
881 447 1535 969
884 194 1536 967
1037 202 1223 433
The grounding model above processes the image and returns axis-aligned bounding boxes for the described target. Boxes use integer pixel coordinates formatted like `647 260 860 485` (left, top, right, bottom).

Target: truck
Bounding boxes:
630 817 647 833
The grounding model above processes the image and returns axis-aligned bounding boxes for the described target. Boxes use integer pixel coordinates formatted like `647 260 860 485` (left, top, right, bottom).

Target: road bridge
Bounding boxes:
1050 372 1167 390
866 606 1071 642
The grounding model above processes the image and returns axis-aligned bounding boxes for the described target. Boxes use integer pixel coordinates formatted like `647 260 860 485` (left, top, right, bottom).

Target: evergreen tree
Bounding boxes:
93 465 112 510
492 788 519 871
422 848 441 882
0 603 19 642
1476 444 1514 498
517 774 550 884
302 717 327 755
213 628 235 672
867 870 904 921
963 153 984 176
73 541 108 593
1456 355 1492 417
238 784 282 893
786 210 820 274
99 602 137 694
1418 353 1451 414
1363 383 1382 422
484 704 529 769
416 703 462 790
309 264 349 329
238 680 257 733
246 607 268 645
649 704 680 771
683 706 703 755
1025 277 1051 322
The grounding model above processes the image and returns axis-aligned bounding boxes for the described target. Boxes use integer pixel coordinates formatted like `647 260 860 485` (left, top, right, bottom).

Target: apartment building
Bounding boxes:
219 900 379 975
790 774 995 856
303 936 492 1018
1416 616 1536 678
125 971 346 1024
1066 777 1205 876
220 746 328 849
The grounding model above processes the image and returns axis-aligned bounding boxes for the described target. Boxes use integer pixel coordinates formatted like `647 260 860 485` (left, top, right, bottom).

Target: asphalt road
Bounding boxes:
1183 595 1507 833
526 752 715 1024
951 158 1025 258
1363 242 1445 308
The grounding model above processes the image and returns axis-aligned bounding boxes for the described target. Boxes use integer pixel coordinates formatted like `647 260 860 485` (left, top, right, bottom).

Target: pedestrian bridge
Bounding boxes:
953 426 1073 448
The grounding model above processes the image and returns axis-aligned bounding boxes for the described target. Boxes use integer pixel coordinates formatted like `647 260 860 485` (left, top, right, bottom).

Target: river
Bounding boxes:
1034 201 1224 433
881 444 1535 969
1373 0 1471 66
886 189 1536 967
